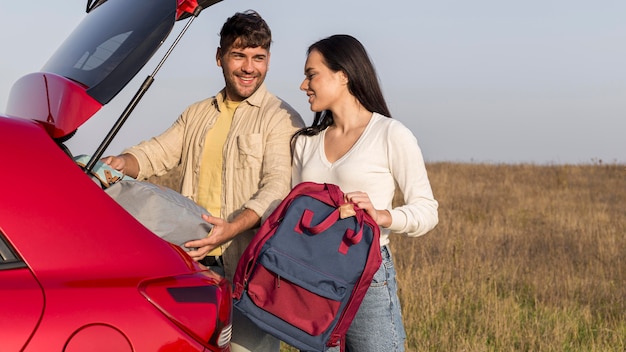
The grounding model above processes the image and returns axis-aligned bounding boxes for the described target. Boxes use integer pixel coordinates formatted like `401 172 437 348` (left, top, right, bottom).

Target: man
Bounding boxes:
103 10 304 352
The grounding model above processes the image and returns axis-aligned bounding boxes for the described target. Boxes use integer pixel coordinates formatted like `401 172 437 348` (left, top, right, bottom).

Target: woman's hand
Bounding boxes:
344 191 392 228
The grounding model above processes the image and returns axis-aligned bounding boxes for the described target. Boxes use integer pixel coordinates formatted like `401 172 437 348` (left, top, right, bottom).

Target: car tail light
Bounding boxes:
139 271 232 350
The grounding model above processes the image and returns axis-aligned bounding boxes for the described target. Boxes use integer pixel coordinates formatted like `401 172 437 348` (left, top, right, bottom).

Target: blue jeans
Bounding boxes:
326 245 406 352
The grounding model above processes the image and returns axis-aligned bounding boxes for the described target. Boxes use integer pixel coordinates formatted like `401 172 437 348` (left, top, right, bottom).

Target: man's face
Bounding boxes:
217 43 270 102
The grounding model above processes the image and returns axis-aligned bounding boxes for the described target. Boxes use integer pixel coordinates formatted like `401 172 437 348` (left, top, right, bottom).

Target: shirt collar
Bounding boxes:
214 83 267 111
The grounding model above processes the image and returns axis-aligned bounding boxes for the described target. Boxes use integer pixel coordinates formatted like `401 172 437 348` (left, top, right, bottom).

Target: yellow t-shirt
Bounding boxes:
196 100 240 255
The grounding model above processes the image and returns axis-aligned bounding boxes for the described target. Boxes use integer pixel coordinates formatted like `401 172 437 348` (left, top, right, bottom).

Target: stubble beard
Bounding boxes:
224 72 264 101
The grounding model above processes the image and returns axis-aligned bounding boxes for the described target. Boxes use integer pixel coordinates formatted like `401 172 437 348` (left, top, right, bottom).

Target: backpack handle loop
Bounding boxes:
297 208 340 234
296 207 366 255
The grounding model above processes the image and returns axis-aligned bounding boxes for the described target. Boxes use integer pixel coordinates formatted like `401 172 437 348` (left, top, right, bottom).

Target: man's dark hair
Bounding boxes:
219 10 272 52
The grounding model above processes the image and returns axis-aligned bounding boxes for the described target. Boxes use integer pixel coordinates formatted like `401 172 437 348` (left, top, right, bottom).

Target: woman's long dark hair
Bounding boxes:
292 34 391 146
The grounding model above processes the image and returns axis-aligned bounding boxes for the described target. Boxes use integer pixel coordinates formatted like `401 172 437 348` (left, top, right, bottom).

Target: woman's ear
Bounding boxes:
340 71 349 85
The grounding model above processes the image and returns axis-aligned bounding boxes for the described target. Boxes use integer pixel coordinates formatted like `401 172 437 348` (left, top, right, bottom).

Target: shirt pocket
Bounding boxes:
236 133 263 169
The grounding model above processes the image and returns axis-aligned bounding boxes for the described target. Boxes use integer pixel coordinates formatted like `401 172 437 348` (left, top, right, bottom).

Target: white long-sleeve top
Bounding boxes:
292 113 439 246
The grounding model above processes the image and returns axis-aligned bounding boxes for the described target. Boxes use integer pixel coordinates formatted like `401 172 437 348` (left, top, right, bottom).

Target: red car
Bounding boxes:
0 0 232 351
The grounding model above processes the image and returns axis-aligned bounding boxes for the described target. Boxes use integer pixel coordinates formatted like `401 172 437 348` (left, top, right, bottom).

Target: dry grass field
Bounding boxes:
154 162 626 351
382 162 626 351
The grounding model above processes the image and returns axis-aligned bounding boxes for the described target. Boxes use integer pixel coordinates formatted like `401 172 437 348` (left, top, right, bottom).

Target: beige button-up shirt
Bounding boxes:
125 84 304 279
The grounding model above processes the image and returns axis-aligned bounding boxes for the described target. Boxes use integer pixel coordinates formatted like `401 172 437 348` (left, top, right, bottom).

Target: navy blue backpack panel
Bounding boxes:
233 182 382 351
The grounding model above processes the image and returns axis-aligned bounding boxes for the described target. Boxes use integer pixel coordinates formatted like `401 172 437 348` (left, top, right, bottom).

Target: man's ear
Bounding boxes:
216 47 222 67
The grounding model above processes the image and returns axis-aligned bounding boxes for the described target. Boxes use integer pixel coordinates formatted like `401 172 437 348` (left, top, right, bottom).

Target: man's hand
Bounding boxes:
185 214 234 261
185 209 260 261
185 209 261 261
101 154 140 179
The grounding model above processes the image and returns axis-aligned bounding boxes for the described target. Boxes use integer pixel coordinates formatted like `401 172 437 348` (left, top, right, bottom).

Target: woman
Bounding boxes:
291 34 439 351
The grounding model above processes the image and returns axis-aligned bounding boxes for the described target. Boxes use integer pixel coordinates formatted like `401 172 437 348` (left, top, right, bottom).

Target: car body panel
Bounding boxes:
0 113 228 351
0 0 232 350
0 267 44 352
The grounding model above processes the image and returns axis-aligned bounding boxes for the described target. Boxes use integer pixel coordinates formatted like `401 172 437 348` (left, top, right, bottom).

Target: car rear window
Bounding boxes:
41 0 176 105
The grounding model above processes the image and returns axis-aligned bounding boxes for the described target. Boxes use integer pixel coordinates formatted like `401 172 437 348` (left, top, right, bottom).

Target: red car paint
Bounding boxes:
0 0 231 351
6 72 102 138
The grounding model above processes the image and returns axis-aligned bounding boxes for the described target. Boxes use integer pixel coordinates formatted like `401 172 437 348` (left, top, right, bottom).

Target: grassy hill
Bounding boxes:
153 163 626 351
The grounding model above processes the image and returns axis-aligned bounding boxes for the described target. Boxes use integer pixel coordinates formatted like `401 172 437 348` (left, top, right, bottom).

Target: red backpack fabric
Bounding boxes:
232 182 382 351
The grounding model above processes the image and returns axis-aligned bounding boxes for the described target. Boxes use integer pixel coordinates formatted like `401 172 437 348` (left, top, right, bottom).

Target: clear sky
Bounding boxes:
1 0 625 164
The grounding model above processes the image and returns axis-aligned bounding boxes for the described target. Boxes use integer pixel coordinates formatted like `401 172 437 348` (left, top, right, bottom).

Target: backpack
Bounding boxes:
232 182 382 352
